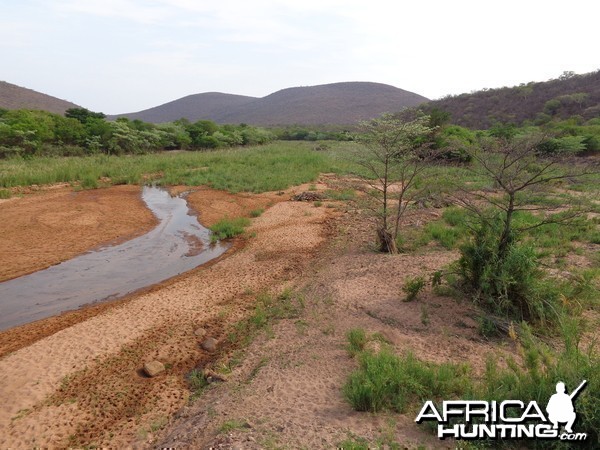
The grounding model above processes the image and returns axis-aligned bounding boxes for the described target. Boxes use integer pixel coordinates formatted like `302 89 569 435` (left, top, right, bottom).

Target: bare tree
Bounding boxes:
354 113 434 253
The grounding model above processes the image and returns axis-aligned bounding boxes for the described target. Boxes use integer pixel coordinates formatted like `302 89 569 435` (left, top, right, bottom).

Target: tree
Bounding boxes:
65 108 106 123
455 133 598 324
354 113 434 253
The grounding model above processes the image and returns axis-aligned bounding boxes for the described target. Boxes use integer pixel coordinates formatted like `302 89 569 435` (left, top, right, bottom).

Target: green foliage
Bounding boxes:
249 208 264 217
346 328 368 356
227 290 304 346
354 113 434 253
477 323 600 448
324 188 355 201
0 142 332 192
344 324 599 448
209 217 250 242
344 348 471 413
65 107 106 123
457 214 560 325
0 109 274 157
187 369 208 398
402 276 426 302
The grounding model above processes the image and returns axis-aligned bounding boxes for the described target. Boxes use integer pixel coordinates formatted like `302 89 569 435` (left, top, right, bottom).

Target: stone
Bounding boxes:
204 369 228 383
143 360 165 377
201 337 218 352
194 327 207 338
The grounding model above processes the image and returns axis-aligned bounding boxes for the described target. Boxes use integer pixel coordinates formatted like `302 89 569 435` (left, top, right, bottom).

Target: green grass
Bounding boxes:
209 217 251 242
344 323 600 448
227 289 304 346
325 188 355 201
346 328 368 356
0 142 346 192
344 347 471 413
187 369 209 400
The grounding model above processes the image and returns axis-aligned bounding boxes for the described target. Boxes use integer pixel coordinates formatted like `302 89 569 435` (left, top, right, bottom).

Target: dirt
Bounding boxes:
0 182 335 448
0 185 157 282
155 202 502 449
1 179 596 449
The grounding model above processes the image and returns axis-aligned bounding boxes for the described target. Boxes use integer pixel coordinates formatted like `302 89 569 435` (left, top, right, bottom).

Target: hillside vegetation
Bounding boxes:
422 70 600 128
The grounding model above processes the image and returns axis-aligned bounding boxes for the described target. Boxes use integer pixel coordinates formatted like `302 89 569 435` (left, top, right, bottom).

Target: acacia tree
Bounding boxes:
354 113 434 253
456 132 598 323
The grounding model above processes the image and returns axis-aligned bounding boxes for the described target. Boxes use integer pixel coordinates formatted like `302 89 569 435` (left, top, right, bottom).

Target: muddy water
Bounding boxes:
0 187 229 331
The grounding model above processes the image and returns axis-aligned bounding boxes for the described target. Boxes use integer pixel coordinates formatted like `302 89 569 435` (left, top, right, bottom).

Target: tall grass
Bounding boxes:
0 142 344 192
344 324 600 448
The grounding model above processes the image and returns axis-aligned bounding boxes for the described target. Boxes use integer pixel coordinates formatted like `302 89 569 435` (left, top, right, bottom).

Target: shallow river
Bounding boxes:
0 186 229 331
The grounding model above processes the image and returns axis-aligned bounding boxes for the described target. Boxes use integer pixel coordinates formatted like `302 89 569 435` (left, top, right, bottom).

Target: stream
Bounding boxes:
0 186 229 331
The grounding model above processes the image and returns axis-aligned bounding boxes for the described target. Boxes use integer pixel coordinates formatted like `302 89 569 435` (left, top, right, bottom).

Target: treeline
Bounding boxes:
0 108 275 158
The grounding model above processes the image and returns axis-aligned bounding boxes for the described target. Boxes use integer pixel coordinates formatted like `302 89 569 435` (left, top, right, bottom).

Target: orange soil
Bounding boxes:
0 185 157 282
0 182 334 448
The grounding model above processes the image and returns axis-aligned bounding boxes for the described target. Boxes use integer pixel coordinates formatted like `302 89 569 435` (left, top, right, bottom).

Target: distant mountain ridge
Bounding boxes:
111 82 429 125
0 81 80 114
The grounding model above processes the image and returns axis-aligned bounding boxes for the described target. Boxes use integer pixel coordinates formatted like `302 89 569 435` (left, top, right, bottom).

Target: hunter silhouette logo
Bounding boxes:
546 380 586 433
415 380 588 442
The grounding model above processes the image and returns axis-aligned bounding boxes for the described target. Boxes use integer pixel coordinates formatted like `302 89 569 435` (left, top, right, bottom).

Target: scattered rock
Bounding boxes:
194 327 207 338
292 191 323 202
204 369 228 383
201 337 218 352
143 360 165 377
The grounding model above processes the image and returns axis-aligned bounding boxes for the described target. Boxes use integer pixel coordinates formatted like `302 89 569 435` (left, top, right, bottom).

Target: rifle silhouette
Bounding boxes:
570 380 587 400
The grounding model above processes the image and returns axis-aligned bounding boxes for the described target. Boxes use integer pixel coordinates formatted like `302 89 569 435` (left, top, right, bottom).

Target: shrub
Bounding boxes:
457 214 560 326
346 328 367 356
402 276 426 302
209 217 251 242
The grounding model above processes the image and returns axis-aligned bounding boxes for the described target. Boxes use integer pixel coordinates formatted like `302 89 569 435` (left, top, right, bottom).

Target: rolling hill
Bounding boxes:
421 70 600 129
108 92 258 123
112 82 429 125
0 81 80 114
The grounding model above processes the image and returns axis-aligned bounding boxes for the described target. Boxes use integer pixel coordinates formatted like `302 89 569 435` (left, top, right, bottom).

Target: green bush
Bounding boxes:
402 276 426 302
457 214 560 326
346 328 367 356
209 217 251 242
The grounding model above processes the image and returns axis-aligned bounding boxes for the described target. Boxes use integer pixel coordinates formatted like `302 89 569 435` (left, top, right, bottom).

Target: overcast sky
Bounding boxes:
2 0 599 114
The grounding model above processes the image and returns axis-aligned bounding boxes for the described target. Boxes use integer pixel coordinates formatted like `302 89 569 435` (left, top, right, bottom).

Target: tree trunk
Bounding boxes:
498 194 515 258
378 227 397 254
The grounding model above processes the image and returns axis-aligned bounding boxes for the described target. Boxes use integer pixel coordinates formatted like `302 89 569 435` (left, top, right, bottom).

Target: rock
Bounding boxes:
143 360 165 377
201 337 218 352
194 327 207 338
204 369 228 383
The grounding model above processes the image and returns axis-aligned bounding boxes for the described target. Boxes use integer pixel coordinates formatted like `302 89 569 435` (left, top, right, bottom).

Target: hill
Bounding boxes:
422 70 600 129
112 82 429 125
108 92 258 123
0 81 80 114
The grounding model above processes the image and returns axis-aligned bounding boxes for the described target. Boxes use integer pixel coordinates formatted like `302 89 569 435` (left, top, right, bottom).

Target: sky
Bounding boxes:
1 0 599 115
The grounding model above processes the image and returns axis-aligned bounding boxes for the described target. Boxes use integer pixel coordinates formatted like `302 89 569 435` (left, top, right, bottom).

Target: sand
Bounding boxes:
0 185 157 282
0 183 334 448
